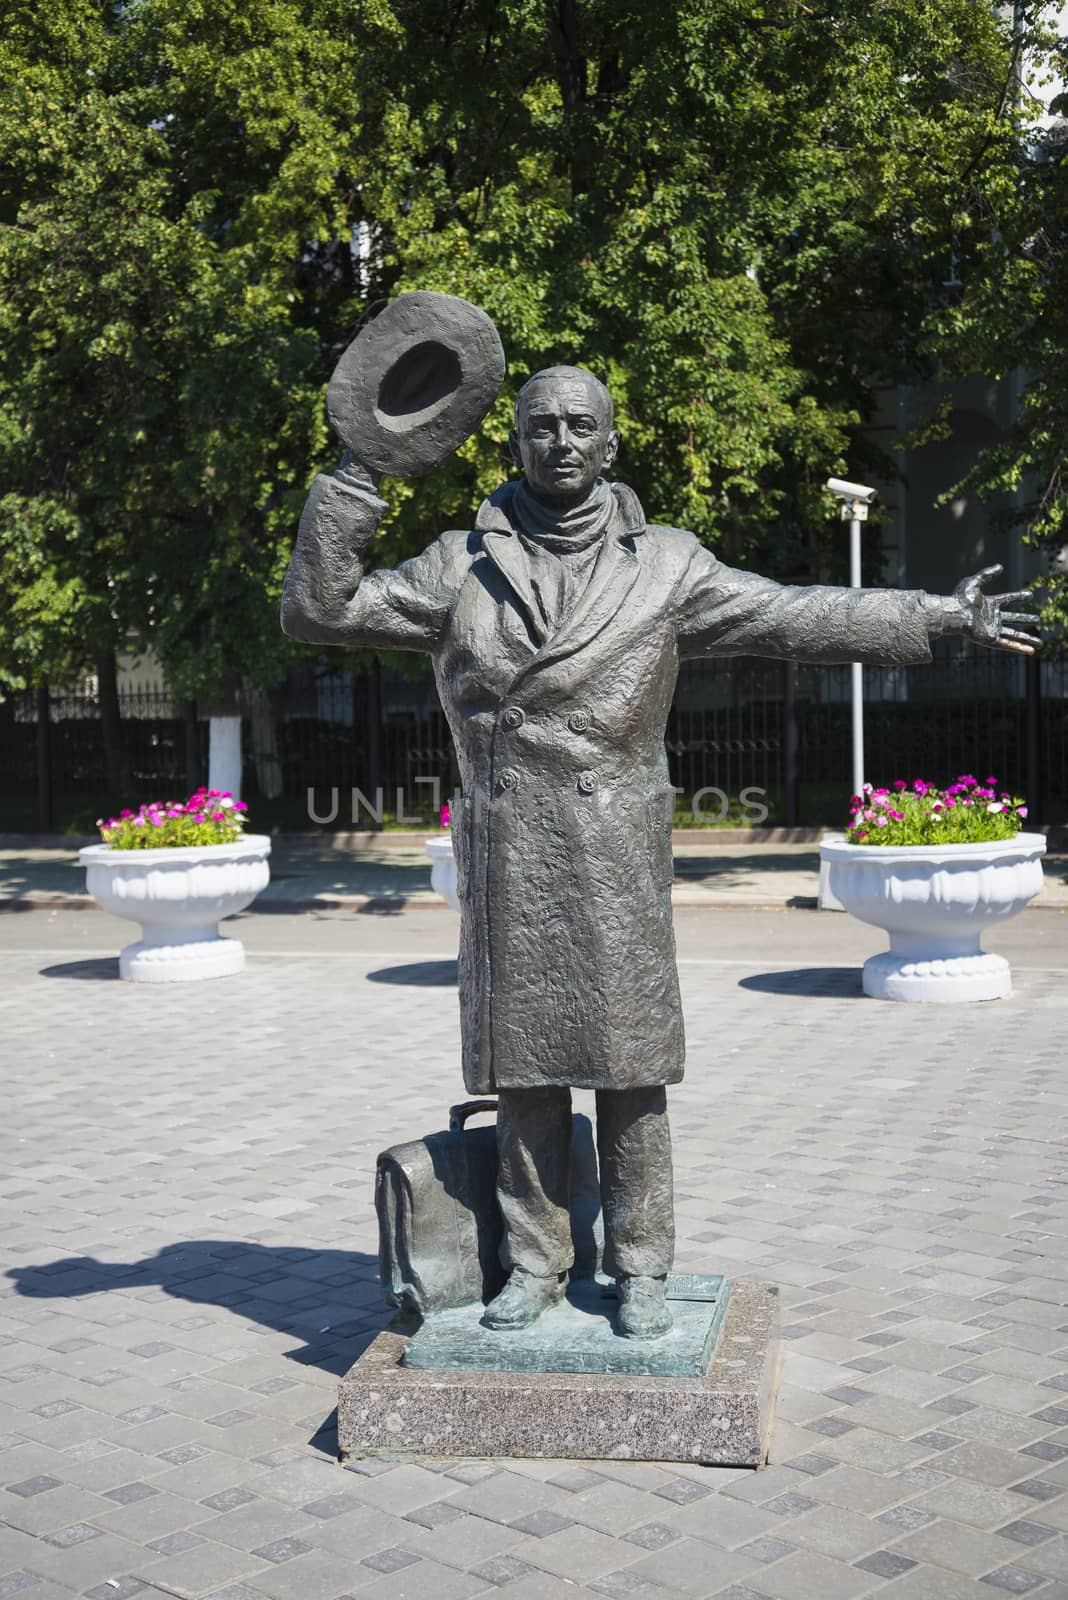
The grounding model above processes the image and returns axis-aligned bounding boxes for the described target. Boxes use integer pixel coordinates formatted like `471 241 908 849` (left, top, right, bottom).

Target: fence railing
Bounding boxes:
4 642 1065 830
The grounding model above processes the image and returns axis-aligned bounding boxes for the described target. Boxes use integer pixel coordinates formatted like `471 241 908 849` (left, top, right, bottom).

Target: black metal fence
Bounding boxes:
4 642 1066 831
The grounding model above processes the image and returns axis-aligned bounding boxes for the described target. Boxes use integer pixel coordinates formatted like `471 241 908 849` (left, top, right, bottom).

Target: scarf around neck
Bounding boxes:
474 477 646 637
475 476 646 548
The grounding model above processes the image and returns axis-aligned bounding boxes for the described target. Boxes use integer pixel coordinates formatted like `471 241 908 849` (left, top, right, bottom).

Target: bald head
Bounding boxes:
510 366 619 504
514 366 614 432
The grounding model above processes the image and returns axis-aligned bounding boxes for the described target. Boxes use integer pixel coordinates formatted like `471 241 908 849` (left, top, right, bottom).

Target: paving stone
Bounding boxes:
623 1538 762 1596
251 1535 314 1563
979 1568 1048 1594
7 932 1068 1600
300 1491 358 1519
752 1548 877 1598
854 1548 917 1577
509 1510 576 1538
404 1499 467 1529
103 1481 159 1504
362 1548 422 1574
144 1527 208 1554
546 1468 604 1493
202 1488 260 1512
471 1555 538 1585
135 1537 268 1594
623 1524 681 1551
42 1522 102 1547
84 1580 147 1599
737 1536 796 1563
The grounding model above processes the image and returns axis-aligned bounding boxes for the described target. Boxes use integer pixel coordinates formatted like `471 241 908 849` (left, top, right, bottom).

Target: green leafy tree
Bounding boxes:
915 8 1068 646
0 0 1055 736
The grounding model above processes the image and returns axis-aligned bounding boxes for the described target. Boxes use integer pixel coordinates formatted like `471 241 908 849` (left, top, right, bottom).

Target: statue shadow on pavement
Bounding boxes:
6 1240 389 1456
738 966 864 998
366 959 458 986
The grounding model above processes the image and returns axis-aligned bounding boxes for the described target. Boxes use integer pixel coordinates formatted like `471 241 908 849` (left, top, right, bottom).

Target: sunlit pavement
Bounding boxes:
2 901 1068 1599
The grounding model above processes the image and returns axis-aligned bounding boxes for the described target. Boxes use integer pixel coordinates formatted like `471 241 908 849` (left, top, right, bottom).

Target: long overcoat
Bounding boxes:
282 475 935 1095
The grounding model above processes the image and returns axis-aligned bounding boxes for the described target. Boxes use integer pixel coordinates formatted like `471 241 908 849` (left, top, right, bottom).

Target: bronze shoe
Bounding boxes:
616 1275 673 1340
481 1270 567 1331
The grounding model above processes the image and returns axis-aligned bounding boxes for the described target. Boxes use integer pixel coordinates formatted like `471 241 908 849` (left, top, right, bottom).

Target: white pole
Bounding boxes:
850 513 864 800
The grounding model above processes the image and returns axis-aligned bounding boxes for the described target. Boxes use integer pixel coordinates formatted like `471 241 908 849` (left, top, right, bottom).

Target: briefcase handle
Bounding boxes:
449 1099 498 1132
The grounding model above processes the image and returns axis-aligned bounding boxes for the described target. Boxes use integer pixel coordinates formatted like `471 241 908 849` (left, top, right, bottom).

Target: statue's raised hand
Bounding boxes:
943 565 1040 655
334 450 381 496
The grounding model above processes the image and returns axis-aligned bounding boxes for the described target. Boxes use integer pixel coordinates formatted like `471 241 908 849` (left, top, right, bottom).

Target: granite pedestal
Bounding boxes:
338 1280 778 1466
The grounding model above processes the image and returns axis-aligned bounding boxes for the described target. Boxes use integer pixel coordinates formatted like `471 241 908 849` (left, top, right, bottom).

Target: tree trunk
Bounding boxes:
183 699 201 792
96 650 131 799
782 659 800 827
36 685 52 833
207 675 243 800
249 688 283 800
1025 651 1043 826
354 662 384 831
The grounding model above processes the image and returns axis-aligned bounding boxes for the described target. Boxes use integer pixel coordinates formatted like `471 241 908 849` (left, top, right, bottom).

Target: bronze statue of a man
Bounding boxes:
282 362 1036 1340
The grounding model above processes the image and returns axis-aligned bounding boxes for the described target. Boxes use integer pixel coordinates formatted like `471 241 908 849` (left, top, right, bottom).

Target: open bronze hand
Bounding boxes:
944 565 1041 655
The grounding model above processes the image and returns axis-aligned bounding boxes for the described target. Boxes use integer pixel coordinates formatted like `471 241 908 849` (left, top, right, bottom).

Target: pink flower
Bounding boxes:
876 815 888 827
913 780 929 796
1019 805 1029 818
441 803 451 828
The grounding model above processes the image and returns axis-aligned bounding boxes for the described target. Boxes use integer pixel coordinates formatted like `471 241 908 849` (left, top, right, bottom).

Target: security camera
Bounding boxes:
825 478 877 504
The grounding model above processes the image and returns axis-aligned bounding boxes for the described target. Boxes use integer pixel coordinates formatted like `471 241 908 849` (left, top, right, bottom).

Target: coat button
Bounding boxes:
502 706 525 729
577 771 597 794
498 768 520 792
567 709 590 733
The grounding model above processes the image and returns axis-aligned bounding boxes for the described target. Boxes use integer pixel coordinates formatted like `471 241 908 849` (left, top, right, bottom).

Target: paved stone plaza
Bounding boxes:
3 903 1068 1600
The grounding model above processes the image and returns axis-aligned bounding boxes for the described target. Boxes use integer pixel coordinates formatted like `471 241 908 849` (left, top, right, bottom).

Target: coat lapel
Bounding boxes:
480 529 549 647
524 533 641 680
476 480 646 681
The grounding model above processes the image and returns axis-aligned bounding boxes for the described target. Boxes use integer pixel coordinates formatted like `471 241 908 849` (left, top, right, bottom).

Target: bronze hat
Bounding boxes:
326 291 506 478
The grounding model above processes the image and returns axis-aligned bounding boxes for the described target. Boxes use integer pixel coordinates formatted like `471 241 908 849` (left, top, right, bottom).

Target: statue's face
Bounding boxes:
511 376 618 502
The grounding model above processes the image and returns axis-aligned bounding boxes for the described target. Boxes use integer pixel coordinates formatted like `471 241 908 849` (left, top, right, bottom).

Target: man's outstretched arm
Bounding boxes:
281 455 453 653
675 542 1039 664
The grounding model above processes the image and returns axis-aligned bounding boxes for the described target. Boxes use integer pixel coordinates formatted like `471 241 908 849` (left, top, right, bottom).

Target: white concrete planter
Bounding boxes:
425 836 460 910
819 832 1046 1002
78 836 272 982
